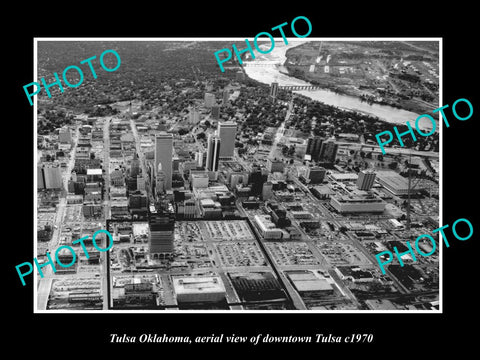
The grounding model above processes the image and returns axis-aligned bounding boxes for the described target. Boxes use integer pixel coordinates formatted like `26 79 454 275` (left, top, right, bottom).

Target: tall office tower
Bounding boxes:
137 175 146 191
188 106 200 124
270 82 279 100
148 213 175 254
319 140 339 163
129 190 148 212
43 164 63 189
357 170 376 190
211 105 220 120
195 150 205 168
37 164 45 189
206 134 221 171
130 155 140 178
217 121 236 159
262 181 274 201
222 90 229 105
154 132 173 190
173 157 180 172
306 136 323 161
305 167 326 184
59 126 71 144
204 92 216 108
249 165 268 196
156 164 166 196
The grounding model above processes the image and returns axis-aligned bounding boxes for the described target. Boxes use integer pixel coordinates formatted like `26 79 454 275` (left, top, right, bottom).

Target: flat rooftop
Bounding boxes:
173 276 226 295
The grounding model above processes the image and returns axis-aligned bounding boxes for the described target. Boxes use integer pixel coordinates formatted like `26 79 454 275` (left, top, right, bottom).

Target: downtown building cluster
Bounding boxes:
36 62 440 311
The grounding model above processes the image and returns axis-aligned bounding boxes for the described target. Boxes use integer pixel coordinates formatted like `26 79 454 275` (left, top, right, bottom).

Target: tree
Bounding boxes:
288 145 296 156
196 132 206 140
388 161 397 170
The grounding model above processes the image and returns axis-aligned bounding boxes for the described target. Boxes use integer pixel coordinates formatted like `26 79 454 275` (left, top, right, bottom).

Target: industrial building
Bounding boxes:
376 170 421 196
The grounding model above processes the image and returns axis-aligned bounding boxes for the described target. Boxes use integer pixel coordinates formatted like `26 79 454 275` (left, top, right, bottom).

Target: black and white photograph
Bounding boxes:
32 38 441 313
7 5 478 353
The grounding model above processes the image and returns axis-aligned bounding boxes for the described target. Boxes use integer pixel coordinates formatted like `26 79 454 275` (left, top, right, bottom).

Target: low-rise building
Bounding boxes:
253 215 283 239
173 276 226 303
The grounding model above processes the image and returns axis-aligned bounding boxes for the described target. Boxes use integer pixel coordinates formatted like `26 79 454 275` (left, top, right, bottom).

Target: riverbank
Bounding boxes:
282 41 439 117
244 41 437 132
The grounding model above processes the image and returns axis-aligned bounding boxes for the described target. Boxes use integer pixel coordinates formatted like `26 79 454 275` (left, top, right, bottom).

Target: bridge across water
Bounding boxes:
243 61 280 67
279 85 323 91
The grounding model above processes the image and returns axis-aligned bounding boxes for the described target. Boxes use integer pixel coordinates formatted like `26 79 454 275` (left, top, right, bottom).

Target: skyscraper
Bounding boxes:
262 181 273 201
188 106 200 124
156 165 166 196
154 132 173 190
319 140 338 163
148 213 175 254
204 92 216 108
270 82 279 100
217 121 236 159
306 136 323 161
195 150 205 168
130 156 140 178
305 167 326 184
357 170 376 190
249 165 268 196
137 175 146 191
206 134 221 171
222 90 229 105
211 105 220 120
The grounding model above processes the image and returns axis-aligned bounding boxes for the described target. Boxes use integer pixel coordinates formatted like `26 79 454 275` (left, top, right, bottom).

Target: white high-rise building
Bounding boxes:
195 150 204 168
357 170 376 190
189 106 200 124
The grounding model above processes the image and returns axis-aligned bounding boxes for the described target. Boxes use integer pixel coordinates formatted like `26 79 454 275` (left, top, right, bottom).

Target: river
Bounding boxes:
243 40 436 131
